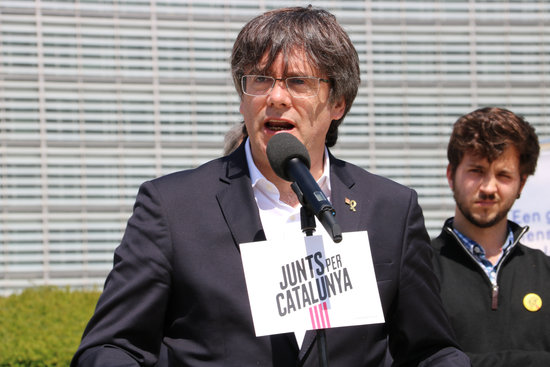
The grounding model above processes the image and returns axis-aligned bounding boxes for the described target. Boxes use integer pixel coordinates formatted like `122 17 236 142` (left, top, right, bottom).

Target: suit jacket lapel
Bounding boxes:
216 143 266 247
329 154 361 233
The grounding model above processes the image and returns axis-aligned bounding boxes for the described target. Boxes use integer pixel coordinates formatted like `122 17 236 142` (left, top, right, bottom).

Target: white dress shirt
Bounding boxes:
244 138 332 241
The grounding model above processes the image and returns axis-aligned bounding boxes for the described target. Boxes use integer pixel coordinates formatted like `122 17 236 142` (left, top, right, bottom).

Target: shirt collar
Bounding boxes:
244 137 331 194
451 220 515 258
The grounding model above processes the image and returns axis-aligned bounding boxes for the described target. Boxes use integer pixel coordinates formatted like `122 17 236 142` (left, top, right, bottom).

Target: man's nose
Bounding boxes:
480 173 498 194
267 79 292 107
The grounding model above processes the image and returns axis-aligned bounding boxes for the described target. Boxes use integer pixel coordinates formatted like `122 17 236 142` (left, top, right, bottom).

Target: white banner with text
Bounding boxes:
240 231 384 337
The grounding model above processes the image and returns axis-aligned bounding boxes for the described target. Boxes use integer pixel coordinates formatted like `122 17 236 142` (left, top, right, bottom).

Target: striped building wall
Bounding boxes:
1 0 549 295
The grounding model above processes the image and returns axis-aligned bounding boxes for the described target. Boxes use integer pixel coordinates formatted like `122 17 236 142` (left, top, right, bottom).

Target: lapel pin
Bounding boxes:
345 197 357 212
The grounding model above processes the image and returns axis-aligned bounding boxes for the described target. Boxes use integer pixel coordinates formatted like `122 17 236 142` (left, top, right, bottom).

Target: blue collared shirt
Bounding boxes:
452 224 515 285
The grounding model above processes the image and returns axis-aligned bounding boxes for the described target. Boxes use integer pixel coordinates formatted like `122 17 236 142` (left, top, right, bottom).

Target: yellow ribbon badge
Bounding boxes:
345 197 357 212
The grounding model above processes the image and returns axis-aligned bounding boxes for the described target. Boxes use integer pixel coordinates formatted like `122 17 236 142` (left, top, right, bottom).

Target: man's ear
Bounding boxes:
446 164 454 191
330 97 346 121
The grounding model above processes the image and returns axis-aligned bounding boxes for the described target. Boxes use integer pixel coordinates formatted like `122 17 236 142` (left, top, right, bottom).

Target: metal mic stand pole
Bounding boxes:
293 182 329 367
299 206 329 367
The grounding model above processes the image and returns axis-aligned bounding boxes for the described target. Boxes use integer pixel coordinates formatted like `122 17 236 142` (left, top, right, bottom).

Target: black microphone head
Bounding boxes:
266 133 311 181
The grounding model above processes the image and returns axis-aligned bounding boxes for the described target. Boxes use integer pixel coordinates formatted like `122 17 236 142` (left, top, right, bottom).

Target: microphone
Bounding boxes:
266 133 342 243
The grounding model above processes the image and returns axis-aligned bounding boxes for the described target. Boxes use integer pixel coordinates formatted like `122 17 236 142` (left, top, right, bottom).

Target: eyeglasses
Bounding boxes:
241 75 330 98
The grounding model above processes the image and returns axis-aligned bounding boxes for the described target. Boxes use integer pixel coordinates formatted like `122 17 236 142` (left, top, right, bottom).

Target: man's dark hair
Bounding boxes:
447 106 540 177
231 6 360 147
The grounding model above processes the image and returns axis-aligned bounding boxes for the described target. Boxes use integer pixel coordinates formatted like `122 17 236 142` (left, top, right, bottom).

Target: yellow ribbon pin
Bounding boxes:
523 293 542 312
345 197 357 212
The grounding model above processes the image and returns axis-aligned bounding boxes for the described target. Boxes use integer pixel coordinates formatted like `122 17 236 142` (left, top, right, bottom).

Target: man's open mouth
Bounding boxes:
266 120 294 131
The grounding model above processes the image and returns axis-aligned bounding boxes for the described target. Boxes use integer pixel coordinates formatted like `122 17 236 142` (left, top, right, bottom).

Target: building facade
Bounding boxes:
1 0 549 295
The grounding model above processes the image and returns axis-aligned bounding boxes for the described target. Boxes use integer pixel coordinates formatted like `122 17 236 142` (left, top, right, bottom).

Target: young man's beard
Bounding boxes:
453 190 516 229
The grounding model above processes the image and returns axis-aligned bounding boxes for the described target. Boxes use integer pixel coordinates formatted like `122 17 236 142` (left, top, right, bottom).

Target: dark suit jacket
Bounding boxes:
72 143 469 367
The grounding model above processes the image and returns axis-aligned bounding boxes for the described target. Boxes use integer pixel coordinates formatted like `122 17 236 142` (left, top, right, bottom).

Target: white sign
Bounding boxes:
240 231 384 337
509 145 550 255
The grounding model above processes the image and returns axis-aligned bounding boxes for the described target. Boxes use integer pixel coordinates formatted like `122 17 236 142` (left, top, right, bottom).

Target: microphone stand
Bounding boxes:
292 183 330 367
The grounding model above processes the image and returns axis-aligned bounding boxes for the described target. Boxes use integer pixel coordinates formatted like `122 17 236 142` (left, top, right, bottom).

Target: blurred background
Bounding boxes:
1 0 549 296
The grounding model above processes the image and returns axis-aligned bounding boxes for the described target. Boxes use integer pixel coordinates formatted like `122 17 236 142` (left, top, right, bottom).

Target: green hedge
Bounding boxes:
0 286 101 367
